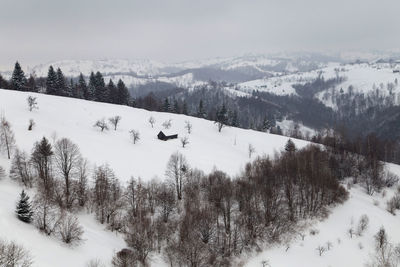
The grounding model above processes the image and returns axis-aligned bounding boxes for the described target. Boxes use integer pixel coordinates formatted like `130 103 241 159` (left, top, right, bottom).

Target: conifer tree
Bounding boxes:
11 61 26 91
88 72 96 100
182 100 188 115
0 74 10 89
108 79 118 104
197 99 206 118
173 98 180 113
68 78 76 97
285 139 296 153
163 98 171 112
117 79 129 105
16 190 33 223
55 68 66 96
215 103 228 132
261 115 273 132
26 75 38 92
94 71 107 102
231 110 239 127
46 66 57 95
78 73 88 99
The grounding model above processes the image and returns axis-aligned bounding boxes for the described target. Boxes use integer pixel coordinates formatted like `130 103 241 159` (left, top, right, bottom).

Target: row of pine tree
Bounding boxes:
1 62 130 105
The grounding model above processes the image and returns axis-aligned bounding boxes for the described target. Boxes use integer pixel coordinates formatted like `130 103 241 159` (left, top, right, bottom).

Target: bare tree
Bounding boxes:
374 227 388 250
348 228 355 238
27 96 38 112
76 158 89 207
367 241 400 267
0 239 33 267
92 164 124 227
165 152 188 200
248 143 255 158
109 116 122 131
124 217 154 266
56 213 84 245
112 249 136 267
9 149 33 187
31 137 54 197
357 214 369 236
184 120 192 134
148 116 156 128
0 116 16 159
86 259 106 267
129 130 140 144
28 119 35 131
180 136 189 148
316 245 326 256
156 183 175 222
54 138 81 209
162 119 172 129
33 193 62 236
94 119 109 132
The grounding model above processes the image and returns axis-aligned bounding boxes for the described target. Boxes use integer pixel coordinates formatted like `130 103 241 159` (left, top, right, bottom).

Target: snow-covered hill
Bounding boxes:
236 62 400 106
0 88 309 266
0 89 309 181
0 89 399 267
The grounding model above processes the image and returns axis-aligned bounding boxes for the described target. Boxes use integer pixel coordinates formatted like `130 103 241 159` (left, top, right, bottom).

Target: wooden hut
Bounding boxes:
157 131 178 141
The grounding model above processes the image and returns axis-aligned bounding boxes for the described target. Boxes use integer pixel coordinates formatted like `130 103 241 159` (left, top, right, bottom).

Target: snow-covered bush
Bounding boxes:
108 116 121 131
386 194 400 215
162 119 172 129
28 119 35 131
148 116 156 128
129 129 140 144
316 245 326 256
356 214 369 236
180 136 189 148
184 120 192 134
86 259 106 267
93 119 109 132
0 165 5 179
0 239 33 267
56 213 84 245
27 96 38 112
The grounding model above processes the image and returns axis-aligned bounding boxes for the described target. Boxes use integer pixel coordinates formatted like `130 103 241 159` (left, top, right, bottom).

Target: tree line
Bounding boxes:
0 61 131 105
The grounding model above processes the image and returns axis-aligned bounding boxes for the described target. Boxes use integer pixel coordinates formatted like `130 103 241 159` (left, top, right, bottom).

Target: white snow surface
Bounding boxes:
0 89 309 182
237 62 400 107
237 63 339 96
0 88 311 266
1 88 399 267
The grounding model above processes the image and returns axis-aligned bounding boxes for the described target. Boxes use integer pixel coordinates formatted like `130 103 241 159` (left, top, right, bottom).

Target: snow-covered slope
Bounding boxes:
244 164 400 267
1 89 399 267
0 88 313 266
237 62 400 104
0 89 309 181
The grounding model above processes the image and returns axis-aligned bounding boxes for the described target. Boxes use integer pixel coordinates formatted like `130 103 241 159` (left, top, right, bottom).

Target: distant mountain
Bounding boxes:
25 54 333 88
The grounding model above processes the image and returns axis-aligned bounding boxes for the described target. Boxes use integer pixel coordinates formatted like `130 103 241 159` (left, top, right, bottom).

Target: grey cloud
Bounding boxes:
0 0 399 68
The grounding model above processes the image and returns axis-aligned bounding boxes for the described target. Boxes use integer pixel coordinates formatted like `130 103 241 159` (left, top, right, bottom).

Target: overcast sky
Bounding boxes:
0 0 399 67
